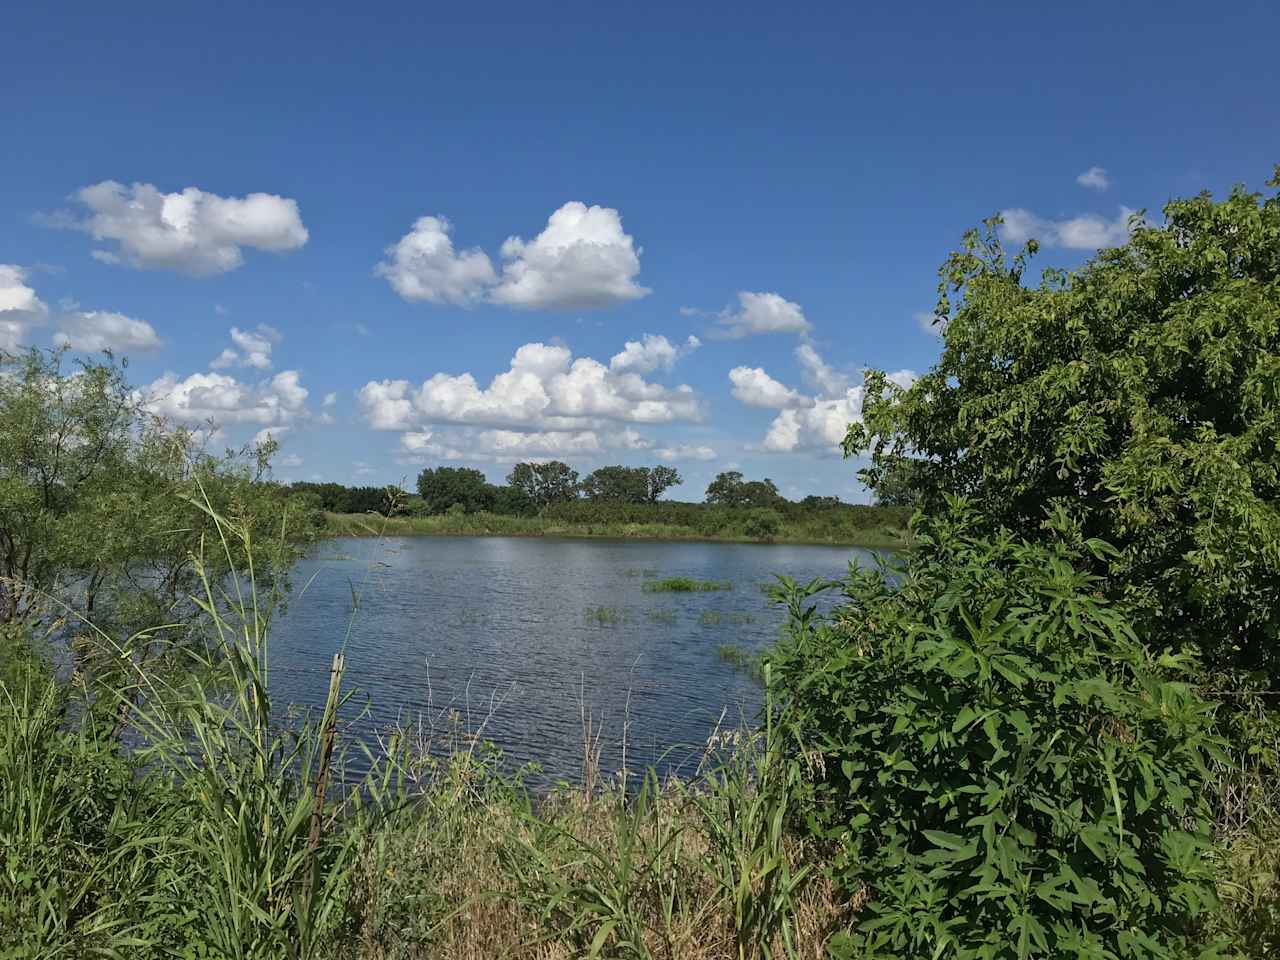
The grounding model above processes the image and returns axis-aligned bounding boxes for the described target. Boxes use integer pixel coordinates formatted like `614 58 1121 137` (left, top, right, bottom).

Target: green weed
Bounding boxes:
642 578 732 593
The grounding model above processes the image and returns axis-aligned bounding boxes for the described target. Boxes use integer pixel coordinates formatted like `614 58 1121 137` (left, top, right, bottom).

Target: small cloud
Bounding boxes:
0 264 51 349
653 444 716 461
728 366 811 409
42 180 308 276
210 324 283 370
277 453 303 468
322 392 338 407
1076 166 1111 191
215 304 229 316
54 310 163 353
709 292 810 339
999 206 1142 250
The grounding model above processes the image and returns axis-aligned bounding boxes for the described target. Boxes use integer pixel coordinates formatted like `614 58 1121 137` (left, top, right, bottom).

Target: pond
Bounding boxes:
270 535 881 783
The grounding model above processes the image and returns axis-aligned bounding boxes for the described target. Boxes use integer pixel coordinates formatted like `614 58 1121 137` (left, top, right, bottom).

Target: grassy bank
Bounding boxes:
321 507 911 549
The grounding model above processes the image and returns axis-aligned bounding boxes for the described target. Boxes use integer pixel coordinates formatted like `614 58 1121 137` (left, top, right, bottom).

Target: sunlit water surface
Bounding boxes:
270 535 879 783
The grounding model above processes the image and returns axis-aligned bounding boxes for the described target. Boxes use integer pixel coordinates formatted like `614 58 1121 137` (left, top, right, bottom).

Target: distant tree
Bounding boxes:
645 465 682 502
580 465 650 503
491 483 535 516
416 467 494 514
800 495 843 510
506 461 579 510
705 471 786 508
705 471 746 506
579 465 681 503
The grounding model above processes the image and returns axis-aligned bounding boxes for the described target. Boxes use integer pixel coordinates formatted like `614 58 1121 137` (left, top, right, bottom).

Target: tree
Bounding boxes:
644 465 682 502
0 347 316 738
580 465 683 504
416 467 495 514
800 495 843 510
871 457 928 508
848 168 1280 681
705 471 746 506
704 471 785 509
506 461 579 510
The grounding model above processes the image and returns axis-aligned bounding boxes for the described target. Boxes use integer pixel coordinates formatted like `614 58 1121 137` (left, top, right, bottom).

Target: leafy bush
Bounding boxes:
769 507 1224 959
743 508 782 540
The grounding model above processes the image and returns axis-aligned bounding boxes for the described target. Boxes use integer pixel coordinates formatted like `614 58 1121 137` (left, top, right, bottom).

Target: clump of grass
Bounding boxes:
642 577 732 593
585 605 624 625
717 644 765 682
700 611 756 626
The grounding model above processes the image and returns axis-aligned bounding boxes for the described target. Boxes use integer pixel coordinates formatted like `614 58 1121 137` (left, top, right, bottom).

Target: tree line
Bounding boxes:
292 463 912 519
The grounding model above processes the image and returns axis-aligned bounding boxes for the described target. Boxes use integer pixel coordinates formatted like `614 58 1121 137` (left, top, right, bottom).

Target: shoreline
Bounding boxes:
319 511 910 550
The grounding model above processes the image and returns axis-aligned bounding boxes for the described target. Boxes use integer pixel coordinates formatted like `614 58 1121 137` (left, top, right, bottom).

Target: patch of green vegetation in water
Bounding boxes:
642 577 732 593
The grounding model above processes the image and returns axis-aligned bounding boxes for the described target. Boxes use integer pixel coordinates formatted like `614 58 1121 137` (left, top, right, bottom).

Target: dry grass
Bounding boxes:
341 776 856 960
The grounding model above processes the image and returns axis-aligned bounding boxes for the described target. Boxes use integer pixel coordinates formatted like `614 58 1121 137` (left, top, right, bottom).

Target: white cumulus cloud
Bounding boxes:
728 366 810 409
49 181 308 276
794 343 849 398
359 340 703 434
374 215 497 305
54 310 162 353
999 206 1141 250
1076 166 1111 191
377 202 649 310
609 334 700 374
211 324 282 370
141 369 310 428
712 292 810 339
0 264 50 350
729 344 917 454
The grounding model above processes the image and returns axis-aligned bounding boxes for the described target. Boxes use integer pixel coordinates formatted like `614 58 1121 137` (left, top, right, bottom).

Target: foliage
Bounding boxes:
323 500 912 547
579 464 683 504
705 472 786 509
743 509 783 540
799 495 843 510
848 168 1280 682
416 466 495 514
507 460 580 510
769 507 1225 959
0 347 315 725
289 482 401 516
870 458 928 508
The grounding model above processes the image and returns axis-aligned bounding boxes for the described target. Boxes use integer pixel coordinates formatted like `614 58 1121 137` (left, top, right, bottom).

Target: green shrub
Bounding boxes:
742 508 782 540
770 507 1225 959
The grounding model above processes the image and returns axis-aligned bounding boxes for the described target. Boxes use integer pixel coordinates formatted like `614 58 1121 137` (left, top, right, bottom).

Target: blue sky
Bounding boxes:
4 0 1278 501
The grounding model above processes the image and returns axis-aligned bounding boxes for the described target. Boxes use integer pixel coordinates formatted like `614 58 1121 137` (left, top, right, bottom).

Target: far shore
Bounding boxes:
320 511 910 550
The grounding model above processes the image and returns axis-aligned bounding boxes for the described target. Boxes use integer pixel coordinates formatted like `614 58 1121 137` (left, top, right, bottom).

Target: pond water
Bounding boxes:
270 535 879 783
